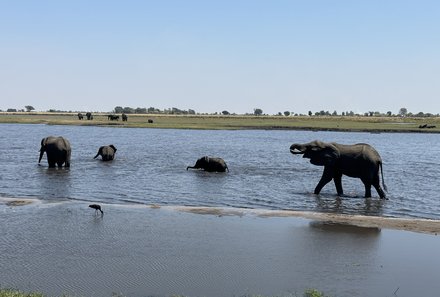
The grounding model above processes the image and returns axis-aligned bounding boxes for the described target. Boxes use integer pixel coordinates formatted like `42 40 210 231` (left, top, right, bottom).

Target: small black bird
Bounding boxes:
89 204 104 215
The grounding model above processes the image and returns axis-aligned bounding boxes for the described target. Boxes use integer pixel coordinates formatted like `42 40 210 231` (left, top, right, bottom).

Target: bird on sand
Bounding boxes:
89 204 104 215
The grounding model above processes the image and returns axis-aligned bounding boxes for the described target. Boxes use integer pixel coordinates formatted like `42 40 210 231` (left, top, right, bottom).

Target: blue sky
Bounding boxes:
1 1 439 114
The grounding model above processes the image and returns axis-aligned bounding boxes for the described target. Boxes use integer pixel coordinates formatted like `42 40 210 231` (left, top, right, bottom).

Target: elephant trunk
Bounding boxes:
187 166 194 170
290 144 306 154
38 148 44 163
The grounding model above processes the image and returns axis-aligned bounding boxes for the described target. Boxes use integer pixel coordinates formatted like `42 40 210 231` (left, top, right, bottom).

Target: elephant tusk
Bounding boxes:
290 149 304 154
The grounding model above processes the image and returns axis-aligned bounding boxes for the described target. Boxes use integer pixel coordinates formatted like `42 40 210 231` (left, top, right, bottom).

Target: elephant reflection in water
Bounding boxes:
290 140 387 199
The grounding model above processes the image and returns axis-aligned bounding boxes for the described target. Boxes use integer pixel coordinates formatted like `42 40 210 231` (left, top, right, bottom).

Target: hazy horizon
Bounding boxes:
1 1 439 114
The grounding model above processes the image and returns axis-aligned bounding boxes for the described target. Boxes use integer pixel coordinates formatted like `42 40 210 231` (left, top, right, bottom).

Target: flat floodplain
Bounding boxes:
1 112 440 132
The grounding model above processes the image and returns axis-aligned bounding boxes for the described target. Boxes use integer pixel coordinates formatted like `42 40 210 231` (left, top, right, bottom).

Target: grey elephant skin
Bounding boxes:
290 140 387 199
94 145 117 161
187 156 229 172
39 136 71 168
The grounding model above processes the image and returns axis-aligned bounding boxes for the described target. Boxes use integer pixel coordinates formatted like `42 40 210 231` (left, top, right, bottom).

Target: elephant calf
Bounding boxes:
94 145 117 161
39 136 71 168
290 140 387 199
187 156 229 172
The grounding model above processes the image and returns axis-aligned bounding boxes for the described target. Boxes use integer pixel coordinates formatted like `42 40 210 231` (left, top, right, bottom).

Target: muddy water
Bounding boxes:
0 202 439 297
1 123 440 219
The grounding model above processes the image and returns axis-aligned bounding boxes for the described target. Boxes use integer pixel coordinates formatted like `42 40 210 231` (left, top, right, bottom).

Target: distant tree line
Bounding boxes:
1 105 439 118
113 106 196 115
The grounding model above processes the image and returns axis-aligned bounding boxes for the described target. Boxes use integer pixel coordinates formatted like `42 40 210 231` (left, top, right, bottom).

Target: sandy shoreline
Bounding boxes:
176 206 440 235
2 197 440 235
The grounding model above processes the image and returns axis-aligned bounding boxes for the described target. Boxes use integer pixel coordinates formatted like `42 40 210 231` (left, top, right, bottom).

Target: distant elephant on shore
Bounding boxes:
39 136 71 168
122 113 128 121
86 112 93 120
77 113 83 120
94 145 117 161
187 156 229 172
108 115 119 121
290 140 387 199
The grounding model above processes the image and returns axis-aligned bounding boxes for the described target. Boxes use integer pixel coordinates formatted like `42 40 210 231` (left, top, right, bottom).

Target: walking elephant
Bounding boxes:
94 145 117 161
290 140 387 199
108 115 119 121
187 156 229 172
39 136 71 168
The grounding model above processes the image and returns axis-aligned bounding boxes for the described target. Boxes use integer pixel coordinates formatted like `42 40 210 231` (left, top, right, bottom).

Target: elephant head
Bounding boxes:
39 136 71 168
290 140 387 199
94 145 117 161
187 156 229 172
290 140 340 166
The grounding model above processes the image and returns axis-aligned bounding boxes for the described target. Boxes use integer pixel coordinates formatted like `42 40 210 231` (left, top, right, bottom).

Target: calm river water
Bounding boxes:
1 123 440 219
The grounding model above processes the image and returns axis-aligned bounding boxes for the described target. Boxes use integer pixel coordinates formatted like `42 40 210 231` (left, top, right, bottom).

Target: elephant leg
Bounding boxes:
57 161 64 168
372 175 386 199
361 178 372 198
314 167 333 195
333 172 344 196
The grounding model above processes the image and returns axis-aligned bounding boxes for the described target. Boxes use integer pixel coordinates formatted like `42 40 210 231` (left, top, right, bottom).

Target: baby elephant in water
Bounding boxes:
94 145 117 161
290 140 387 199
187 156 229 172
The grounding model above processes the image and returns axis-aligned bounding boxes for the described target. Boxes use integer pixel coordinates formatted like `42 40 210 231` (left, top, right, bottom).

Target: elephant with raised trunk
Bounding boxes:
187 156 229 172
290 140 387 199
39 136 71 168
94 145 117 161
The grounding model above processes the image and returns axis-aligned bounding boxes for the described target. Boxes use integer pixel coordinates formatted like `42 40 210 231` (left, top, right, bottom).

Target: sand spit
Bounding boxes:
1 198 438 235
0 197 37 207
171 205 440 235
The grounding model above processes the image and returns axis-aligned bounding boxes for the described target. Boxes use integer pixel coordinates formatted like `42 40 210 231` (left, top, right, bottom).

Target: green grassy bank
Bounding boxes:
1 112 439 133
0 288 329 297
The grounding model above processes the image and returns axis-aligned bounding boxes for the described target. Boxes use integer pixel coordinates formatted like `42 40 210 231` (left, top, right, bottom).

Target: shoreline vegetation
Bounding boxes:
1 112 440 132
0 288 328 297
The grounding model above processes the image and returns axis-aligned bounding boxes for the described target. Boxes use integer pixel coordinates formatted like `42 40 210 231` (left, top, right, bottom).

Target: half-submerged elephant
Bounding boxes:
290 140 387 199
94 145 117 161
187 156 229 172
39 136 71 168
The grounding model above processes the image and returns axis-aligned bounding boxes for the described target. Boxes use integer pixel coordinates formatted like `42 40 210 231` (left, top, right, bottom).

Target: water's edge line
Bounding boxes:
2 197 439 235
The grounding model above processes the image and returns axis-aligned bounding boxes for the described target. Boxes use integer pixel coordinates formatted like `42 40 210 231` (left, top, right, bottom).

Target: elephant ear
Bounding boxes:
308 142 340 166
321 143 340 166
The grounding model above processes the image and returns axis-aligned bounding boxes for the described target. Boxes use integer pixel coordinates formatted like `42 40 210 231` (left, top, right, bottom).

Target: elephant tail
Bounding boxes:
380 162 387 192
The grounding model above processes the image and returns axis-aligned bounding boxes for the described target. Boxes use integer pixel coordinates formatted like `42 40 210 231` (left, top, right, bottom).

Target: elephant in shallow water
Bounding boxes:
290 140 387 199
94 145 117 161
39 136 71 168
187 156 229 172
